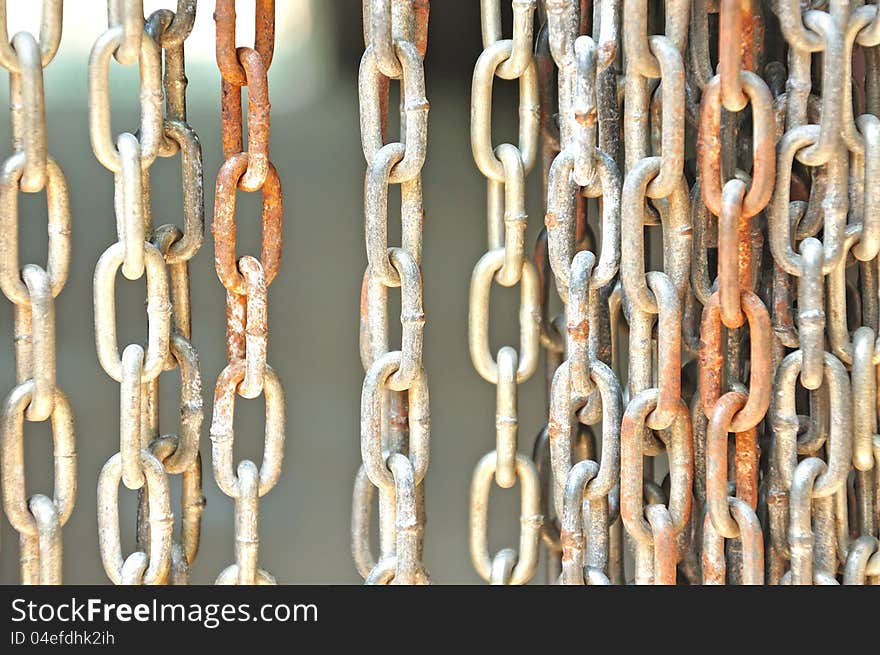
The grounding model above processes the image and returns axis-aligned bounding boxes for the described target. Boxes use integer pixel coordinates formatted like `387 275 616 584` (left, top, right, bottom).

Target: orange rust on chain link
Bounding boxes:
717 181 749 328
699 291 771 432
645 505 677 585
579 0 591 35
735 426 759 509
706 392 754 536
214 0 275 86
718 0 755 111
413 0 430 57
212 0 283 584
697 76 775 218
701 511 727 584
212 155 283 295
225 292 247 375
220 49 271 192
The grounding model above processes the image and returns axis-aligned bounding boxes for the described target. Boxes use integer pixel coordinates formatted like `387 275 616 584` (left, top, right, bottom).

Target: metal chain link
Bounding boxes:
353 0 431 586
542 0 624 586
211 0 284 585
90 0 204 585
529 0 880 585
0 0 73 585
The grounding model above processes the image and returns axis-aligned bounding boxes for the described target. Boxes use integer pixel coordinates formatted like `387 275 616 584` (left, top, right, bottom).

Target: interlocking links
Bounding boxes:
620 391 693 584
90 0 204 585
353 0 431 586
770 351 853 585
0 0 74 585
616 0 693 586
540 0 625 585
606 0 697 584
768 0 848 389
551 360 621 584
98 450 172 585
469 452 542 584
467 0 544 585
757 0 880 585
688 0 773 584
1 384 74 584
211 0 284 584
2 0 878 588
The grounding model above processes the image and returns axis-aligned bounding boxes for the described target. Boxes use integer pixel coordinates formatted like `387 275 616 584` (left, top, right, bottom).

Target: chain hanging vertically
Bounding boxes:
467 0 544 586
694 0 772 585
353 0 431 586
0 0 73 585
542 0 624 586
211 0 285 585
1 0 879 587
90 0 204 585
763 0 880 586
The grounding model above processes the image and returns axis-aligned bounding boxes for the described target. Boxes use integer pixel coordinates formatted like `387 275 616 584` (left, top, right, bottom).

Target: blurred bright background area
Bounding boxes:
4 0 335 109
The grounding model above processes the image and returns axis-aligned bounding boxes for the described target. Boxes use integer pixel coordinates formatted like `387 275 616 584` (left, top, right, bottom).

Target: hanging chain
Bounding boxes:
467 0 544 586
530 0 880 585
353 0 431 586
693 0 771 585
211 0 285 585
543 0 624 586
764 0 880 585
3 0 880 587
0 0 72 585
90 0 204 585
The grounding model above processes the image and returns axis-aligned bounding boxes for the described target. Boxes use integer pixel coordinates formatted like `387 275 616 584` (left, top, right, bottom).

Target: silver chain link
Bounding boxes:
0 0 878 587
353 0 431 585
0 0 72 585
467 0 544 586
90 0 203 586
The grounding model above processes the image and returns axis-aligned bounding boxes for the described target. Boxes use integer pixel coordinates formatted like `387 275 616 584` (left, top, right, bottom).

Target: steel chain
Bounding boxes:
0 0 877 587
353 0 431 586
530 0 880 585
465 0 544 586
0 0 73 585
90 0 204 585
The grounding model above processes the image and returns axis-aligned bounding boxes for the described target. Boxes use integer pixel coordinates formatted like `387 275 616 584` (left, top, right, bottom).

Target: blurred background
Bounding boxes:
0 1 551 584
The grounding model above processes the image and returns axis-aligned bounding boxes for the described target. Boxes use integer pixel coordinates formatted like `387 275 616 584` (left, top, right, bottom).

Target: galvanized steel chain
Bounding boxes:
353 0 431 586
0 0 73 585
467 0 544 586
764 0 880 585
90 0 204 585
210 0 285 585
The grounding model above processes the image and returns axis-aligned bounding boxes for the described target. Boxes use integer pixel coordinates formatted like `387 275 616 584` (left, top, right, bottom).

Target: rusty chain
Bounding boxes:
353 0 431 586
211 0 285 586
531 0 880 585
0 0 72 585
